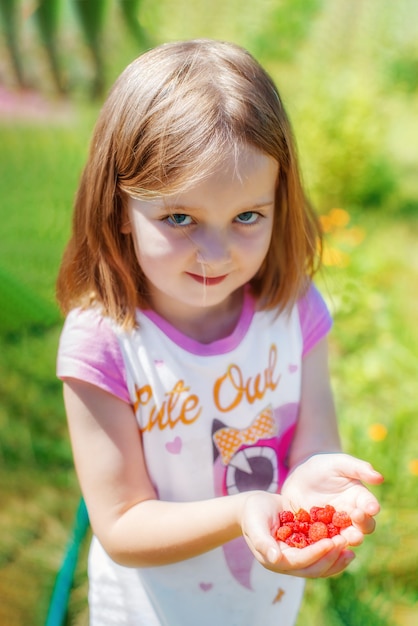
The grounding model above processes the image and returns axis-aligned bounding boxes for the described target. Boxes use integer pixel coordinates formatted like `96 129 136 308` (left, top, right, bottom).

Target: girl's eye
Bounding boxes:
165 213 193 227
235 211 259 224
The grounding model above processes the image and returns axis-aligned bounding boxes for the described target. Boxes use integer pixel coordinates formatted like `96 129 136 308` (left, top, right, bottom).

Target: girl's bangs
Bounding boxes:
119 132 246 200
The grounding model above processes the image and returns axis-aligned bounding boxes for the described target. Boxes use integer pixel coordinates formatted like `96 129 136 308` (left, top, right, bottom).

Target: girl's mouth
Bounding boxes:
186 272 228 285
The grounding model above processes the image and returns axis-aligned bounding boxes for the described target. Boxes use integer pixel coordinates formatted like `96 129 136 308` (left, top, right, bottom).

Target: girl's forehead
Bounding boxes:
121 142 279 202
175 150 277 203
181 144 278 184
127 146 277 210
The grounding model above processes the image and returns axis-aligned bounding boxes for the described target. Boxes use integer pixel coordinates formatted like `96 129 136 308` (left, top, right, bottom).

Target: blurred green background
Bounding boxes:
0 1 417 624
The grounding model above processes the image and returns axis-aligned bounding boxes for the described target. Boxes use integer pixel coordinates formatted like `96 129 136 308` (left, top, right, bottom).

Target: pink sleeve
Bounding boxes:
298 284 333 357
56 308 130 404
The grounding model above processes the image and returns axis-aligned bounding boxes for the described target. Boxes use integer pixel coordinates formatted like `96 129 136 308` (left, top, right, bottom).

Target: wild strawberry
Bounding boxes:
309 506 321 522
295 508 311 523
279 510 295 524
276 525 293 542
293 520 310 535
274 506 353 547
308 521 329 542
316 505 336 525
327 523 340 538
332 511 352 528
286 532 308 548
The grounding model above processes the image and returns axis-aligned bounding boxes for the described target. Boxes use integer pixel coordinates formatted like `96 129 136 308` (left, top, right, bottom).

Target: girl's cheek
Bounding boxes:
139 231 194 260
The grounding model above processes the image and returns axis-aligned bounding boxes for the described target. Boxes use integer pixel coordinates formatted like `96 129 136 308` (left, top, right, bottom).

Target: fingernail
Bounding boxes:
268 547 278 563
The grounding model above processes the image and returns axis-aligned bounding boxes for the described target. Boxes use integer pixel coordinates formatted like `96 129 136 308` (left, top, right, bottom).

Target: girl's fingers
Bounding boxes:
259 526 357 578
272 535 347 573
337 455 384 486
278 541 353 578
317 549 356 578
340 524 365 546
354 491 381 517
348 509 377 536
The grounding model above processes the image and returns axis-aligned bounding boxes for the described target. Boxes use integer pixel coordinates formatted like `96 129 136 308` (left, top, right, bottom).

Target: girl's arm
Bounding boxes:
288 335 342 468
63 378 354 577
63 379 247 567
282 337 383 542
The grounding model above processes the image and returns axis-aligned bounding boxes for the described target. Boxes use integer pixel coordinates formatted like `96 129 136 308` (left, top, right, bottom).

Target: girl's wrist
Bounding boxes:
233 491 255 529
237 490 283 527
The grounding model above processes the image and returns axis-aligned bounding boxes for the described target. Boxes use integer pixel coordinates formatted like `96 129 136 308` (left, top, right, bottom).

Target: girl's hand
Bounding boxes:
240 491 356 578
281 453 384 545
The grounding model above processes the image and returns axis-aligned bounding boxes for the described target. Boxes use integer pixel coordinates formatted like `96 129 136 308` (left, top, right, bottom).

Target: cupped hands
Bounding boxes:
239 453 383 579
281 453 384 545
240 490 353 579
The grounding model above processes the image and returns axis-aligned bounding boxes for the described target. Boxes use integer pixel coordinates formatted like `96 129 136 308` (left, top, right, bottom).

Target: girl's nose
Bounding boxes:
195 227 231 267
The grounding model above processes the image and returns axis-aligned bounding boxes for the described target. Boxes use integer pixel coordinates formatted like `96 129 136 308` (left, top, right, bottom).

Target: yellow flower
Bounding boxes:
408 459 418 476
322 243 350 268
368 423 388 442
319 208 351 234
329 208 350 227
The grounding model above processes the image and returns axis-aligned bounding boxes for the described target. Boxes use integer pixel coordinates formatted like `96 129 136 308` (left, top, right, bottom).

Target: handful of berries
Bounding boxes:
274 505 352 548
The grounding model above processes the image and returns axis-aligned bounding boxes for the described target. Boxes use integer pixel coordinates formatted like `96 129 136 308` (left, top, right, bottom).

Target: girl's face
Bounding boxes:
124 145 278 337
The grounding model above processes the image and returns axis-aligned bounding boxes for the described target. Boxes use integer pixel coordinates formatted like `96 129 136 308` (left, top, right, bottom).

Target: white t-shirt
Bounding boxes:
57 284 332 626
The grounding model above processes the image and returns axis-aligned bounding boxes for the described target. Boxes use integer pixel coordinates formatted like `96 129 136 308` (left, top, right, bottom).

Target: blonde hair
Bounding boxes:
57 39 322 328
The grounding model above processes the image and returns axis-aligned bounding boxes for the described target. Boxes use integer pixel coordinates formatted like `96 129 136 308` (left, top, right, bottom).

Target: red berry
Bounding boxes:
276 525 293 542
279 510 295 524
293 520 310 535
274 505 353 548
332 511 352 528
286 532 308 548
308 521 329 542
327 523 340 538
310 506 321 522
295 508 311 523
316 505 336 525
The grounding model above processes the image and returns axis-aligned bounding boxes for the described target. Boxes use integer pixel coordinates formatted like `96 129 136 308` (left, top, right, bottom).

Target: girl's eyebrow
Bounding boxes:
162 200 275 213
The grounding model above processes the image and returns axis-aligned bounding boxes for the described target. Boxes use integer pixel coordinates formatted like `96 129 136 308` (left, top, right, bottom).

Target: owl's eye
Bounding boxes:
225 446 279 495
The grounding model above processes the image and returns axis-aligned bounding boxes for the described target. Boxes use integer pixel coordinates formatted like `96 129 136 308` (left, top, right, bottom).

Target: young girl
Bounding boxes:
56 39 383 626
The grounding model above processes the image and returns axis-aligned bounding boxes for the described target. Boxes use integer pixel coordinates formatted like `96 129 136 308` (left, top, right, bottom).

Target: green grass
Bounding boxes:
1 1 417 624
0 116 93 625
